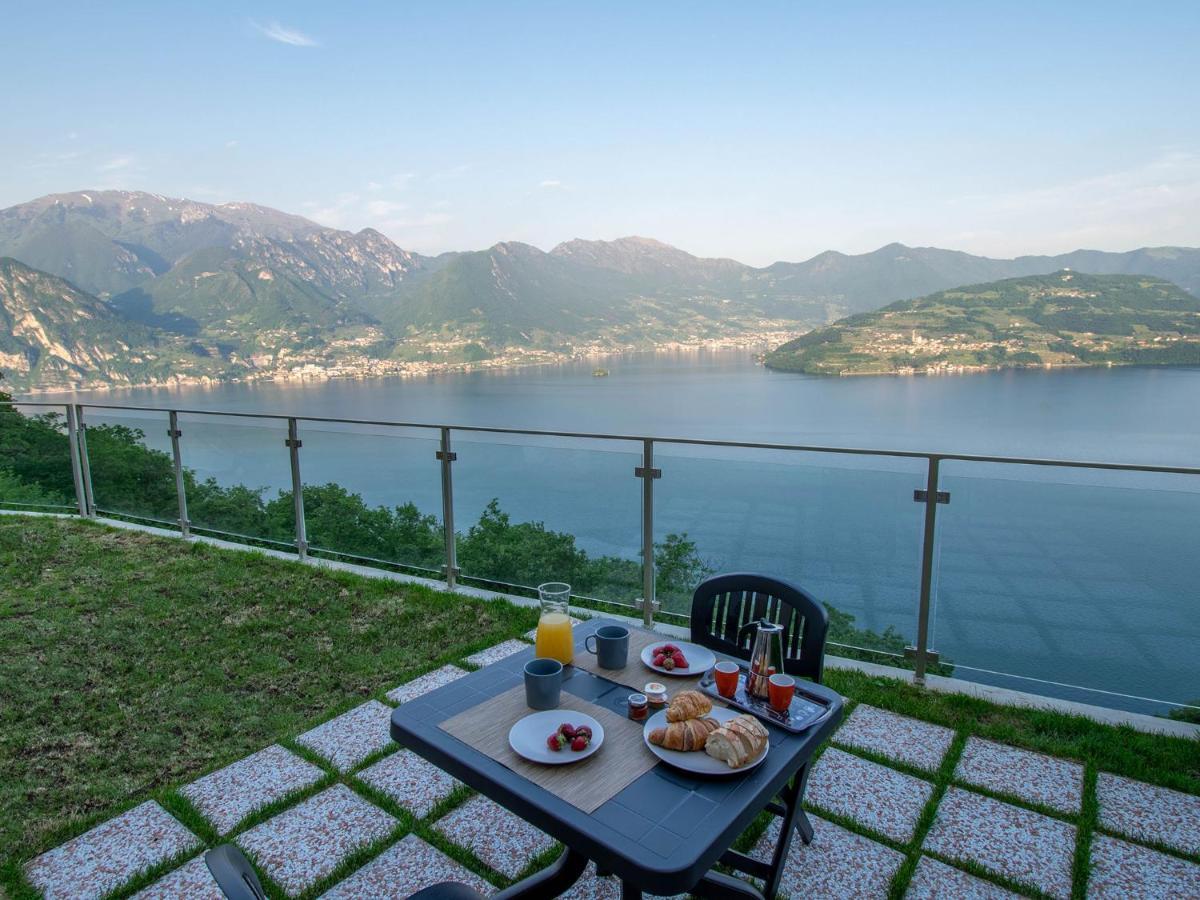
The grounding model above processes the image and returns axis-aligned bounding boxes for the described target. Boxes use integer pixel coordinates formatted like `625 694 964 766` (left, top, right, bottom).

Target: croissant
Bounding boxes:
704 714 769 768
666 690 713 723
649 716 719 751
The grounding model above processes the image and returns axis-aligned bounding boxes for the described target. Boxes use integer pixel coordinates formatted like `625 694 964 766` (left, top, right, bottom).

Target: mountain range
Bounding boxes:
2 189 1200 390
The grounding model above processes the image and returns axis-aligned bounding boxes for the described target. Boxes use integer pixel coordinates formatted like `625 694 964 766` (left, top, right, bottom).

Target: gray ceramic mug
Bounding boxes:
524 658 563 709
585 624 630 669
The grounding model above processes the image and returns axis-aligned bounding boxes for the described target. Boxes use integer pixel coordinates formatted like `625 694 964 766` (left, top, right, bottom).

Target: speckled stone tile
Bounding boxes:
905 856 1025 899
319 834 491 899
355 749 461 818
131 856 225 900
924 788 1075 900
1096 772 1200 856
433 794 555 878
181 744 325 834
955 737 1084 814
386 664 469 704
806 747 933 842
1087 834 1200 899
749 813 904 899
557 861 686 898
524 616 583 641
833 704 955 772
24 801 201 900
465 639 531 667
296 700 394 772
237 784 396 896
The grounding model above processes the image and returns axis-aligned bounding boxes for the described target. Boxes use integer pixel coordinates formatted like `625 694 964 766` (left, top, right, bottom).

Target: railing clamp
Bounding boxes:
904 646 941 665
284 438 302 449
436 450 457 462
913 489 949 504
167 429 182 439
635 597 661 614
441 564 461 579
634 466 662 479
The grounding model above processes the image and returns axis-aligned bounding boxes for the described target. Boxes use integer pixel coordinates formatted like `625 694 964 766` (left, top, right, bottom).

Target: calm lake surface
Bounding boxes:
51 352 1200 714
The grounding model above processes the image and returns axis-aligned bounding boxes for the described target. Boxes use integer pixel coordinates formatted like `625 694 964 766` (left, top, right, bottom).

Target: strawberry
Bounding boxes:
652 653 667 667
547 734 562 751
574 725 592 739
662 657 675 671
661 643 678 654
673 653 688 668
559 723 575 738
570 735 589 751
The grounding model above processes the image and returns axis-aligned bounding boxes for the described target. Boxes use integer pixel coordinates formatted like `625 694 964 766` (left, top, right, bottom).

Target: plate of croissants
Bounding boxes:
643 690 770 774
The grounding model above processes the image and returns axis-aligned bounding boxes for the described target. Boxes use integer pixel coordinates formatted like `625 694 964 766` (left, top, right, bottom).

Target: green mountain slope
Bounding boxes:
0 258 226 390
764 272 1200 375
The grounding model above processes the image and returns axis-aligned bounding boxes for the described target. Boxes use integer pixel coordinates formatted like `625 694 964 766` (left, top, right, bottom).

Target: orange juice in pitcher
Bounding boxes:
535 582 574 665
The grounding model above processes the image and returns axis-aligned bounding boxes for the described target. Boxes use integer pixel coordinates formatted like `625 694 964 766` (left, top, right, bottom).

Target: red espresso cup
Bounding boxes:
713 661 740 698
768 673 795 713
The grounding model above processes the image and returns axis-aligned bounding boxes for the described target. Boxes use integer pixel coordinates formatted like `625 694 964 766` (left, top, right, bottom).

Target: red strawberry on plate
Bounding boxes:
661 657 675 671
652 653 667 667
547 734 562 751
570 735 589 752
673 653 688 669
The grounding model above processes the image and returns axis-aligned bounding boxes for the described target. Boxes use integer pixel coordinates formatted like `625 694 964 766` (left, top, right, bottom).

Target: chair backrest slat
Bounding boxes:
689 573 828 683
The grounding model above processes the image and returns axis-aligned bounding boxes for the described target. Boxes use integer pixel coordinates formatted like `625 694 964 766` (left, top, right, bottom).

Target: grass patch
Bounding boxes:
0 515 536 891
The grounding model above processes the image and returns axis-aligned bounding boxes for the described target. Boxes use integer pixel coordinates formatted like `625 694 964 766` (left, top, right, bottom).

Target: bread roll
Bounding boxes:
649 716 720 751
704 714 769 768
665 690 713 723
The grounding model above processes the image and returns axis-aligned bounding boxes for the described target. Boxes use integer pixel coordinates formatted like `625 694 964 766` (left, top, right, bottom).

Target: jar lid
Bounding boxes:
644 682 667 695
629 693 648 705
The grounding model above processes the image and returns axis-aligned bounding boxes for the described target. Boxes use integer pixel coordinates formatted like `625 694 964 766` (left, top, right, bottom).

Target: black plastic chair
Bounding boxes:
205 844 485 900
689 572 829 683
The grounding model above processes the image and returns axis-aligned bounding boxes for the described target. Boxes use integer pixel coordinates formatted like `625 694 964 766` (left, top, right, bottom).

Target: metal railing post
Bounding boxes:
65 405 87 516
74 405 96 517
167 411 190 538
437 427 459 589
285 418 307 560
636 438 661 627
910 456 943 685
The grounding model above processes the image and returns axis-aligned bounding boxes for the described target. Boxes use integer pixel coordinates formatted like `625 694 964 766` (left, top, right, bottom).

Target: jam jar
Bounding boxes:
628 693 649 721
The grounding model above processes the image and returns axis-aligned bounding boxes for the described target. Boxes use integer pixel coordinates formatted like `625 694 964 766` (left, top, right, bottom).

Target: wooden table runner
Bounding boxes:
570 626 705 698
439 684 658 813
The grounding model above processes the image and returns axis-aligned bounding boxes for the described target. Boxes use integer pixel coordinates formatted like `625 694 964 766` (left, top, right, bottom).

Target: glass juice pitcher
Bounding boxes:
535 582 574 664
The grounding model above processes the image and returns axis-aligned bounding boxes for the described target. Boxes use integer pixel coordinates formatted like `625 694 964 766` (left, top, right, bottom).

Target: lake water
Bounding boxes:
49 352 1200 714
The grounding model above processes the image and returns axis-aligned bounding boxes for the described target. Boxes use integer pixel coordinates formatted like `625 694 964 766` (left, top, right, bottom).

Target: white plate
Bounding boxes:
508 710 605 765
642 706 769 775
640 640 717 677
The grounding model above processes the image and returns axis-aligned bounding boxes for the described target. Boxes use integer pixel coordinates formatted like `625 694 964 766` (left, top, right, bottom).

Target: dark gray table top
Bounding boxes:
391 618 843 894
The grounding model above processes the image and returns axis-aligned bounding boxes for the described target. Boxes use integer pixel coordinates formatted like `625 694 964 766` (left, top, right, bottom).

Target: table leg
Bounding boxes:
490 847 588 899
762 767 806 899
691 871 766 899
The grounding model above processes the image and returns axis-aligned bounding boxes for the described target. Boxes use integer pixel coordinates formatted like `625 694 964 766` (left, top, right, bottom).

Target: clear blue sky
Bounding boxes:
4 1 1198 264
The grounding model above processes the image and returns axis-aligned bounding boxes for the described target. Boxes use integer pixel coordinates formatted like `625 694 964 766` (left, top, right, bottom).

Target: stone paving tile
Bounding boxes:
237 784 397 896
557 861 685 899
24 801 201 900
319 834 491 900
386 664 469 704
296 700 394 772
433 794 555 879
955 737 1084 814
924 787 1075 900
181 744 325 834
465 639 531 667
806 747 933 842
1096 772 1200 856
1087 834 1200 899
905 856 1026 899
131 856 225 900
749 813 904 899
832 704 955 772
355 748 461 818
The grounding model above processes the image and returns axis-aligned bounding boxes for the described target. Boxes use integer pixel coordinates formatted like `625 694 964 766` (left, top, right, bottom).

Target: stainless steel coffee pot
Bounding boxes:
738 618 785 698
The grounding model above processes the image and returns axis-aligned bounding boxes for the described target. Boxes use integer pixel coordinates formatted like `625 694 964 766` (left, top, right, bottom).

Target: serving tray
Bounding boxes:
696 665 834 733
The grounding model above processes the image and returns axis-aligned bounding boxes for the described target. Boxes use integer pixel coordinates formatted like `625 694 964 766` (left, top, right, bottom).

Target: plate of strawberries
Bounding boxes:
508 711 605 765
641 641 717 677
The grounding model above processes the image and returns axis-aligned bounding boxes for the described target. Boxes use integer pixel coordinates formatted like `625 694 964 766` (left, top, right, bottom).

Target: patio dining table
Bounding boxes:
390 618 843 898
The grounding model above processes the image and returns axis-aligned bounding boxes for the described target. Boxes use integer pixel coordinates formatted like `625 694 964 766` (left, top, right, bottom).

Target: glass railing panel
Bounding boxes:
451 432 642 609
933 461 1200 716
176 412 290 547
295 420 442 574
0 403 76 511
654 443 927 661
80 407 178 525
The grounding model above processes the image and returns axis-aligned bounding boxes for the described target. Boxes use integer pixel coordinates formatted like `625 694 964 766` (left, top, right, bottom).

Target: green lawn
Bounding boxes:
1 515 1197 900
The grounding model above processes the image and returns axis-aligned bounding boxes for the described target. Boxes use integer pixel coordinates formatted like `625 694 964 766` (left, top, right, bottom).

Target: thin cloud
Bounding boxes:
97 155 135 172
251 20 318 47
225 140 239 149
366 199 407 217
538 179 562 189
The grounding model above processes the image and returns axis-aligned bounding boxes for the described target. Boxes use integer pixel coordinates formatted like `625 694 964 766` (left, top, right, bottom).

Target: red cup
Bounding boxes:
768 673 795 713
714 661 740 699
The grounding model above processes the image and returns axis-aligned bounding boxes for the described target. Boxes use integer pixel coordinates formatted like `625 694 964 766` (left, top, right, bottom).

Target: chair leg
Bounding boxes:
763 769 807 899
490 846 588 900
